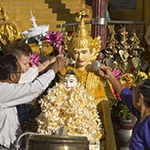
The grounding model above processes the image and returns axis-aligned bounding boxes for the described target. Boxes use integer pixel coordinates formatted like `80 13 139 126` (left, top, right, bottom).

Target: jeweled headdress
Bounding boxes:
68 10 101 61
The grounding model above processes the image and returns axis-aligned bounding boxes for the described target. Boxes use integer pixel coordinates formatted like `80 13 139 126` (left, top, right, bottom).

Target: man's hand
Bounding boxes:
51 57 66 74
99 66 112 79
22 119 36 130
49 54 64 64
99 66 125 94
57 53 64 58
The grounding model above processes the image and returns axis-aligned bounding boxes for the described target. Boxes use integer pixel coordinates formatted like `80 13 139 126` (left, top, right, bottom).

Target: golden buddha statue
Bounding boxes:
58 14 117 150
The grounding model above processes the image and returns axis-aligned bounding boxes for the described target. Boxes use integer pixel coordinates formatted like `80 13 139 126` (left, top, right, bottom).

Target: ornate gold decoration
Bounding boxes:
103 27 145 73
120 73 135 87
72 19 93 49
67 10 101 62
118 26 128 44
75 9 89 20
0 5 9 21
0 5 23 54
132 56 139 70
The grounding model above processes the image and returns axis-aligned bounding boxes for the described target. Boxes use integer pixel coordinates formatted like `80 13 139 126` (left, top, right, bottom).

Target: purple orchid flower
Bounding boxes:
44 30 64 54
29 53 41 67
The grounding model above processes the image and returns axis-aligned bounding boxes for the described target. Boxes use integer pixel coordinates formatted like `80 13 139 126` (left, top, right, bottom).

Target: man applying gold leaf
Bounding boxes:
58 15 117 150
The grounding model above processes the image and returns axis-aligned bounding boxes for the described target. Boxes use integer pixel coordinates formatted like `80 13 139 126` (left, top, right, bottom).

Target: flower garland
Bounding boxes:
36 82 102 148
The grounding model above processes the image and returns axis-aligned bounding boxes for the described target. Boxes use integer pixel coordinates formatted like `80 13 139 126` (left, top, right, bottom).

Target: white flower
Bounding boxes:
36 82 102 144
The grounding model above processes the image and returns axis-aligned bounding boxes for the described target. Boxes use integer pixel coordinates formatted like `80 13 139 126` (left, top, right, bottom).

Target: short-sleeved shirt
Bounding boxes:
120 88 150 150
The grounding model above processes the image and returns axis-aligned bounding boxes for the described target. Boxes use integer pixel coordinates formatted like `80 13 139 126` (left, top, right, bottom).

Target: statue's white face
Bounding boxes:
63 76 78 91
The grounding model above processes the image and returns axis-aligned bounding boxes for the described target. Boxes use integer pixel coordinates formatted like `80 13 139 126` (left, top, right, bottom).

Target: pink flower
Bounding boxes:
112 68 122 98
44 31 64 54
29 53 41 67
113 68 122 80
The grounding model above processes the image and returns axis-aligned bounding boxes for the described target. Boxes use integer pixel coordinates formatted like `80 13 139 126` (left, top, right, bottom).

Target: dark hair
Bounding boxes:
0 55 18 80
137 79 150 107
63 69 79 81
10 46 30 59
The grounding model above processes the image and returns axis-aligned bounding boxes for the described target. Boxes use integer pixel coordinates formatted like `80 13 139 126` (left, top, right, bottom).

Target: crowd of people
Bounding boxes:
0 16 150 150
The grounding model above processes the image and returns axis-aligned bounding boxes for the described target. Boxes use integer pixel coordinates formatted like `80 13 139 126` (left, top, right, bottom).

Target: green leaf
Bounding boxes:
118 112 121 117
123 114 126 120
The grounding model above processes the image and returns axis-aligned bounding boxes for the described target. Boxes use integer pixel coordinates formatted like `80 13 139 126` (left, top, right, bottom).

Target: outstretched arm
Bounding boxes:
99 66 125 94
38 54 64 73
0 57 66 108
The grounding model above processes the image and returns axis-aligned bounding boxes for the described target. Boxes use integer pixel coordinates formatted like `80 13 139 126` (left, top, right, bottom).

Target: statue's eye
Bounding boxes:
82 50 87 54
64 79 67 82
74 51 77 54
70 79 74 83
